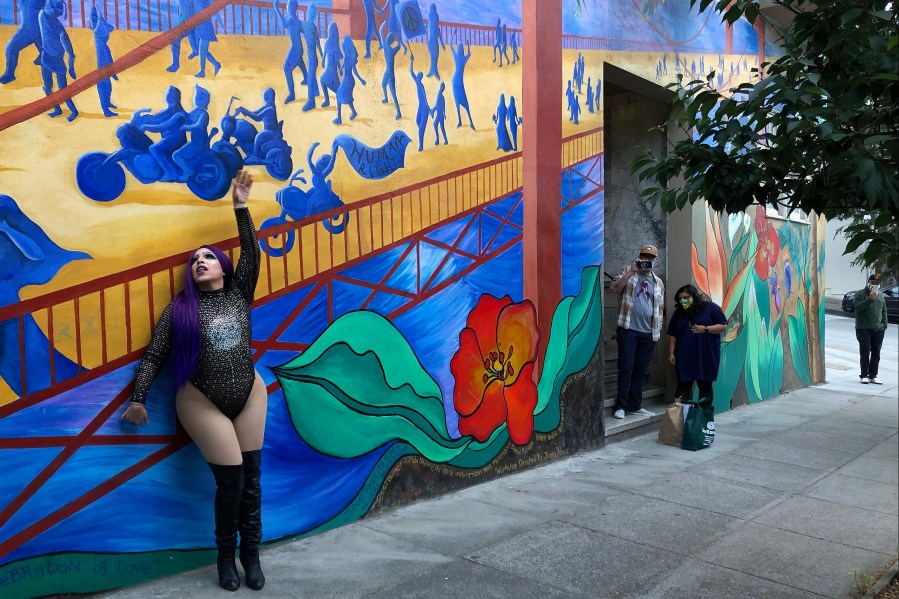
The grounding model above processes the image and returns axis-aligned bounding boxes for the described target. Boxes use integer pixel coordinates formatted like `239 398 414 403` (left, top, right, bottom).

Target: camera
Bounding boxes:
636 259 653 270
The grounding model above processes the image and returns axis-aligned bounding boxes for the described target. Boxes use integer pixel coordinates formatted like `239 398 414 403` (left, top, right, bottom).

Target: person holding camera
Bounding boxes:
853 273 888 385
610 244 665 419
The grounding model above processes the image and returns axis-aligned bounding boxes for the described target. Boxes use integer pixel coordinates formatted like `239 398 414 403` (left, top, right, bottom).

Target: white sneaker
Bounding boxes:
629 408 653 416
860 377 870 384
613 409 625 419
869 377 883 385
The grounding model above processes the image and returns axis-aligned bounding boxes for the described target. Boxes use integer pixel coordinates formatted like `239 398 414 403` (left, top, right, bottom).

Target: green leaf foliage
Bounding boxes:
787 298 812 385
631 0 899 272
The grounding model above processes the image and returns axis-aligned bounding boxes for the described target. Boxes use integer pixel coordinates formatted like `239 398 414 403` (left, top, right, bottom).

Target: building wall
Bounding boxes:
0 1 801 596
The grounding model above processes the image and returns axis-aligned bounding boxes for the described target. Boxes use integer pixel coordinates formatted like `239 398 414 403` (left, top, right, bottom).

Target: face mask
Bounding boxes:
679 298 693 309
869 284 880 292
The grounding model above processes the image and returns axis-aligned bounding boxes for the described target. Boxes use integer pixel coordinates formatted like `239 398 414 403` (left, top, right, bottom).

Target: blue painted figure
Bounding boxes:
360 0 382 58
586 77 593 114
193 0 221 78
334 35 366 124
320 22 342 108
510 29 519 64
173 85 211 177
571 94 581 125
431 81 447 145
492 18 501 63
380 21 402 120
579 54 585 91
595 77 601 112
133 85 187 181
0 195 90 396
302 4 323 111
89 3 117 118
507 94 521 151
307 142 340 217
39 0 78 121
784 259 792 295
566 80 574 121
274 0 307 104
451 41 474 129
492 93 512 152
0 0 43 84
498 24 510 67
770 273 781 313
234 87 281 160
409 52 430 152
376 0 408 55
425 3 445 79
166 0 199 73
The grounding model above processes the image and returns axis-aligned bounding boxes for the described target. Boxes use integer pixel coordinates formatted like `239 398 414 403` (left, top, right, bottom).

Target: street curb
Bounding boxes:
862 560 898 599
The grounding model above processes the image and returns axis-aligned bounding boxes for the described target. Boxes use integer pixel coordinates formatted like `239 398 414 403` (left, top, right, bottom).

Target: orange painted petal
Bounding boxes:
721 248 758 318
692 244 711 297
504 363 538 445
496 300 539 385
705 207 725 304
466 294 511 358
451 328 489 417
766 228 780 266
458 379 507 442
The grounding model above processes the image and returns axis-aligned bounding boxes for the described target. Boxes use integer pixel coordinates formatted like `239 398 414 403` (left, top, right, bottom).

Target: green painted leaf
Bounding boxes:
535 266 603 431
788 299 811 385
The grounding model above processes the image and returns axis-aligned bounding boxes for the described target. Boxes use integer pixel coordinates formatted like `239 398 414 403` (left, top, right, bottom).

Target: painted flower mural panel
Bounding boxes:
451 295 540 445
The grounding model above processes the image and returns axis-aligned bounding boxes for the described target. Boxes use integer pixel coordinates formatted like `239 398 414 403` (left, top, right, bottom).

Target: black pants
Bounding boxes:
616 327 656 412
675 380 714 402
856 328 885 378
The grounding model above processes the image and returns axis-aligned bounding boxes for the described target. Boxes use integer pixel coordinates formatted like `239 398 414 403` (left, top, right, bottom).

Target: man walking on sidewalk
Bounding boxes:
610 244 665 419
853 273 888 385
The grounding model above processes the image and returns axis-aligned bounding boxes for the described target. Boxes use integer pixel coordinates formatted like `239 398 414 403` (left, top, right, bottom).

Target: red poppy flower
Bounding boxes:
451 295 540 445
753 210 780 280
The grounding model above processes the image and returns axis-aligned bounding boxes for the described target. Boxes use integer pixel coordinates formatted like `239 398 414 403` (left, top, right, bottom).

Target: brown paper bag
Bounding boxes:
657 400 686 446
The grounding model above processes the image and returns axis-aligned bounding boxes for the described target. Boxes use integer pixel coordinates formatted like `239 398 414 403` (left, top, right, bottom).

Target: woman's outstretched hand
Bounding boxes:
232 169 253 209
121 402 149 425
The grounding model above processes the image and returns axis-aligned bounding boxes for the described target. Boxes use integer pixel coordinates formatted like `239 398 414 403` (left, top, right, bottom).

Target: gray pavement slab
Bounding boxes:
696 521 890 598
361 494 546 557
804 417 899 442
752 494 899 554
566 492 740 554
260 524 455 599
364 558 578 599
631 471 785 519
864 438 899 461
766 426 882 454
802 473 899 515
630 560 825 599
729 437 856 470
833 455 899 485
466 521 670 598
684 453 827 493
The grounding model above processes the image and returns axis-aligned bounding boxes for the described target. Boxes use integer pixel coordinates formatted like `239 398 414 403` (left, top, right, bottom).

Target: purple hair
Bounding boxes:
171 245 234 388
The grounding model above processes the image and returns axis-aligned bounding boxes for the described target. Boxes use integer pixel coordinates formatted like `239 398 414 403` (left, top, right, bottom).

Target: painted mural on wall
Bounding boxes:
691 204 825 412
0 0 767 595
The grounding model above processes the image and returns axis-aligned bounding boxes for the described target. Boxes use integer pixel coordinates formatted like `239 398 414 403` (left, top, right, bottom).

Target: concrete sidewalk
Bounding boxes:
103 315 898 599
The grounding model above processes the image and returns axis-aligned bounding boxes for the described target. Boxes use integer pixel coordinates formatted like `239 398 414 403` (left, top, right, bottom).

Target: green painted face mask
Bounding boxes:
679 298 693 309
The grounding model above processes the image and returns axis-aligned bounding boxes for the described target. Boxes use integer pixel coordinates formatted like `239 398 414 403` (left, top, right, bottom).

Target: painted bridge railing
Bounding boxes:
0 0 342 36
0 1 716 52
0 126 602 413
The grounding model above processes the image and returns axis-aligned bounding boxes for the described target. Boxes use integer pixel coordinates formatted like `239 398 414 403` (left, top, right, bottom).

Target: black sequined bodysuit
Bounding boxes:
131 207 261 419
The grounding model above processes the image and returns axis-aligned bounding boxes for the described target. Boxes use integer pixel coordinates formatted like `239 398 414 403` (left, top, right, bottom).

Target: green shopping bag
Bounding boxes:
681 400 715 451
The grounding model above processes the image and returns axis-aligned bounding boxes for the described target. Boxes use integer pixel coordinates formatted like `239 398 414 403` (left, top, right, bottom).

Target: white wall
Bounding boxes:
824 217 868 297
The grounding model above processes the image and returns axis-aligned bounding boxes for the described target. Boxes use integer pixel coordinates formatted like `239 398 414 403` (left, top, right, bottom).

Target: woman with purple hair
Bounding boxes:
121 170 266 592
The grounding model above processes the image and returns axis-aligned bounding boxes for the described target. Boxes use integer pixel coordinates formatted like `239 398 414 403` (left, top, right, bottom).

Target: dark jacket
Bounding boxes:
853 286 888 331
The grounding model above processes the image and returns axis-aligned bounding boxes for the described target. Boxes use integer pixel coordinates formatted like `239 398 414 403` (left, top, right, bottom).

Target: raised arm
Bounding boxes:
231 171 260 303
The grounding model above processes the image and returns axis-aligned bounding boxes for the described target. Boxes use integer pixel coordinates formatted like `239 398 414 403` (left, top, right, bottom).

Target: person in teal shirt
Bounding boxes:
853 273 888 385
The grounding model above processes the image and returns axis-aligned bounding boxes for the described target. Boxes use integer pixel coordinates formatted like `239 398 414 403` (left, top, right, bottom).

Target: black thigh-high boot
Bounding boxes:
239 450 265 590
208 463 244 591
